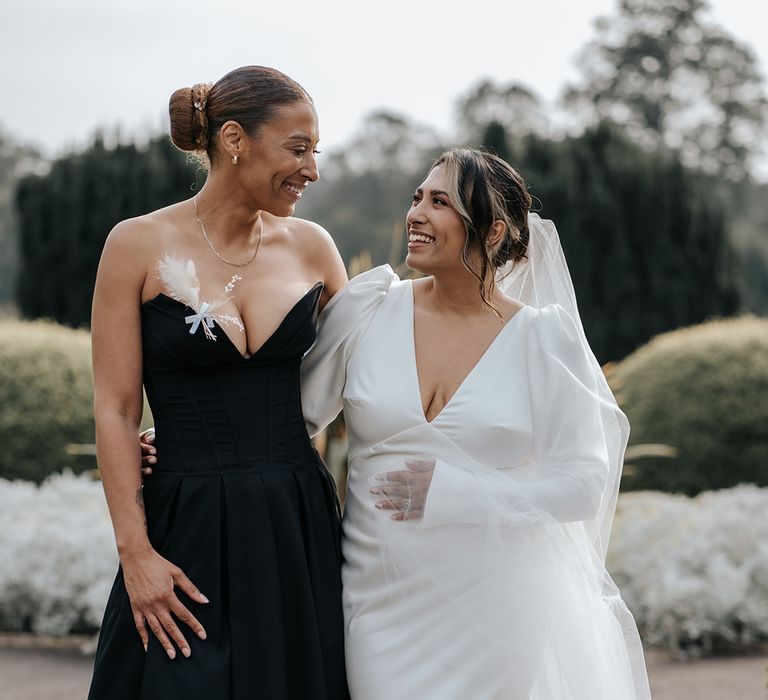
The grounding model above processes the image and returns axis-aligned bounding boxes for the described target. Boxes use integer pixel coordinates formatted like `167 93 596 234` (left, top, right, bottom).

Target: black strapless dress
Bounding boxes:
88 283 349 700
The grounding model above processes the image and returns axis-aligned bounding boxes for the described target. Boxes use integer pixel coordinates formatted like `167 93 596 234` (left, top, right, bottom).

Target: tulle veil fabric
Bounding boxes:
369 214 652 698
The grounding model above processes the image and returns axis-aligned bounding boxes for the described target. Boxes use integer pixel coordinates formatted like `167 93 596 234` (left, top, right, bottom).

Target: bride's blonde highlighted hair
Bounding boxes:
431 148 531 309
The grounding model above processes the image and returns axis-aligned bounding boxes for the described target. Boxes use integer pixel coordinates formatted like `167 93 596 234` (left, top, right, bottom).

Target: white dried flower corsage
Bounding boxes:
157 255 244 340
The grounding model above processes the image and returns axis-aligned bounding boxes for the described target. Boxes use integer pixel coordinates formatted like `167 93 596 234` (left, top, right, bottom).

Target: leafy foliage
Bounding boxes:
0 318 154 481
513 122 740 361
0 320 95 481
0 129 46 306
564 0 768 180
15 135 202 327
456 80 548 143
612 315 768 494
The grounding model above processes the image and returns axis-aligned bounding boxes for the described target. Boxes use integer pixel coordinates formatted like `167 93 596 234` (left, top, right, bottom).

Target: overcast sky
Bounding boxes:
1 0 766 159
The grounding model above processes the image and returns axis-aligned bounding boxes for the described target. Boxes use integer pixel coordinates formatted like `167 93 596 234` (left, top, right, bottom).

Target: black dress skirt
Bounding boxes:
88 283 349 699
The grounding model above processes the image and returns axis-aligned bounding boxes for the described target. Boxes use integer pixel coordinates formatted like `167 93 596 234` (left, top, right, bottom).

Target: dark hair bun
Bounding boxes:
167 67 310 164
168 83 211 152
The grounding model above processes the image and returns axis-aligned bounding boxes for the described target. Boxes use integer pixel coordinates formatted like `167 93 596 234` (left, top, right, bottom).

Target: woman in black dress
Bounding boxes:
88 66 349 699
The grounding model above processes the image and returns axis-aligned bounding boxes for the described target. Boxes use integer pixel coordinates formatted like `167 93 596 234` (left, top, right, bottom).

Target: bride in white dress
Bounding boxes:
301 148 651 699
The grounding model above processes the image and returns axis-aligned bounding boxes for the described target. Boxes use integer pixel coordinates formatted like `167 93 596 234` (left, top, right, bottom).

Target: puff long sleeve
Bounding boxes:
421 304 613 528
301 265 397 438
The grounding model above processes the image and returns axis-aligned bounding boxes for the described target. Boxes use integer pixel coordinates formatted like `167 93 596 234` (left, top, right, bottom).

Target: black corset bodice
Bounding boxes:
139 283 323 473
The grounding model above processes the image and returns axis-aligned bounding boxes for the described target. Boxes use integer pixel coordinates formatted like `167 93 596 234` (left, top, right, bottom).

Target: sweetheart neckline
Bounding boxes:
142 282 324 360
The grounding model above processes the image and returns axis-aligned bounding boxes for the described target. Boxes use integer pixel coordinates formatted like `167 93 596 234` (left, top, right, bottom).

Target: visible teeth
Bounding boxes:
409 234 435 243
284 184 303 195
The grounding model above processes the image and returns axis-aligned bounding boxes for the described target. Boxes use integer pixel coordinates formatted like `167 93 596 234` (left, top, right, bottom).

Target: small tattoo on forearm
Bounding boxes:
136 486 146 527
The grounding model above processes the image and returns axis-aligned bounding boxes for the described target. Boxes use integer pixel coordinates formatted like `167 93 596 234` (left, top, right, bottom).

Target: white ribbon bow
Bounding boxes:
185 302 216 338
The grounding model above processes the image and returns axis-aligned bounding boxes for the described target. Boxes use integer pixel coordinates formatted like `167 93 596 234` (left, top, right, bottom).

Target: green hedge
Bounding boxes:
0 320 95 481
613 316 768 494
0 319 155 482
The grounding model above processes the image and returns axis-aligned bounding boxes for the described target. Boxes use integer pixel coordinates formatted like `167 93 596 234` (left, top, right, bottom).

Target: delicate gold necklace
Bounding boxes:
194 196 262 268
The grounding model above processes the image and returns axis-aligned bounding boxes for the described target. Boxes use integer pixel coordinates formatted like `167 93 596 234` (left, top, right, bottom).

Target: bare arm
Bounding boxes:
92 220 208 658
92 220 152 559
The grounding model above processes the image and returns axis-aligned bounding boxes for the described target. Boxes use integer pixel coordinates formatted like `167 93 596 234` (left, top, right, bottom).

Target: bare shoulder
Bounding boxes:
105 202 187 254
280 216 347 298
98 201 191 295
496 292 527 322
285 216 337 252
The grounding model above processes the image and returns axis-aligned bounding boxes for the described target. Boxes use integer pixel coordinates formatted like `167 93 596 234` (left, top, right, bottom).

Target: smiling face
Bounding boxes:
405 164 470 276
230 100 321 217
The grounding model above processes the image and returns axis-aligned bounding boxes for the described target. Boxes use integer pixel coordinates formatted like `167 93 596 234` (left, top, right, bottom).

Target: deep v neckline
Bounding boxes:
215 281 324 359
407 279 527 424
144 282 323 360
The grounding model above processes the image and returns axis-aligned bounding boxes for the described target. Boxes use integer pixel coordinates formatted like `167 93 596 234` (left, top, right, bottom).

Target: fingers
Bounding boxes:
158 611 191 658
145 611 178 659
137 594 207 660
133 610 149 652
370 483 410 498
375 498 424 520
141 443 157 467
392 509 424 521
373 471 409 484
374 459 435 483
374 498 403 511
173 568 210 606
140 430 157 467
170 600 207 641
374 497 424 513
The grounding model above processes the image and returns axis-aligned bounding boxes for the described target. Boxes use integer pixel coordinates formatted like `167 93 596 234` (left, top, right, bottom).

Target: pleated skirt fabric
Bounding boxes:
88 459 349 700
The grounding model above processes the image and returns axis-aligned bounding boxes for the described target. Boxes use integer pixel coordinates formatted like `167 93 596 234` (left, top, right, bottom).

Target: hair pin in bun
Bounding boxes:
191 82 213 113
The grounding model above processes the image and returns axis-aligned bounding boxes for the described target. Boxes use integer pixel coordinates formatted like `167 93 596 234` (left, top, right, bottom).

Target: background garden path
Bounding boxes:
0 641 765 699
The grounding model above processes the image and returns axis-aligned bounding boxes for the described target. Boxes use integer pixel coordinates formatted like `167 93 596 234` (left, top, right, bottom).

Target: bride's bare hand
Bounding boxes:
370 459 435 521
139 428 156 476
122 547 209 659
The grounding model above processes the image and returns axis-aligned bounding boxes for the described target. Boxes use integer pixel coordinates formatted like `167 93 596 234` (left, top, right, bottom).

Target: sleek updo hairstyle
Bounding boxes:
432 148 531 309
168 66 311 165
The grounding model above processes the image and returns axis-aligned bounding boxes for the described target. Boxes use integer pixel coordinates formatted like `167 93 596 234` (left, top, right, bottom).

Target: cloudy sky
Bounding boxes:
1 0 766 158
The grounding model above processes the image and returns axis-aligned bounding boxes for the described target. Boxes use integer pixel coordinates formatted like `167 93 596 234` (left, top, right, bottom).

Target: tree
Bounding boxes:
564 0 768 180
329 110 443 177
0 129 46 307
15 136 202 327
457 80 548 145
515 122 740 361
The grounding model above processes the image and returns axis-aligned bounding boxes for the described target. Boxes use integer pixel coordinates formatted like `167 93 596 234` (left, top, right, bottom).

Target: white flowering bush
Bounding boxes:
608 485 768 654
2 471 766 654
0 471 117 634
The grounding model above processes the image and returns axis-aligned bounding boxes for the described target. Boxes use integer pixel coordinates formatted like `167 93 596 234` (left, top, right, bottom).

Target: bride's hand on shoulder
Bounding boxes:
370 459 436 521
139 428 157 476
121 545 209 659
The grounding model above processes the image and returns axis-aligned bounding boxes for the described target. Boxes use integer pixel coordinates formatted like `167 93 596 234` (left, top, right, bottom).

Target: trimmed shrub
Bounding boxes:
608 486 768 655
0 320 95 481
0 472 116 633
612 316 768 494
2 471 766 653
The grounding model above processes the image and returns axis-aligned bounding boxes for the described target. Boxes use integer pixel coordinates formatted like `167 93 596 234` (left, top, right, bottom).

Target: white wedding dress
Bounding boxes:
301 264 651 699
